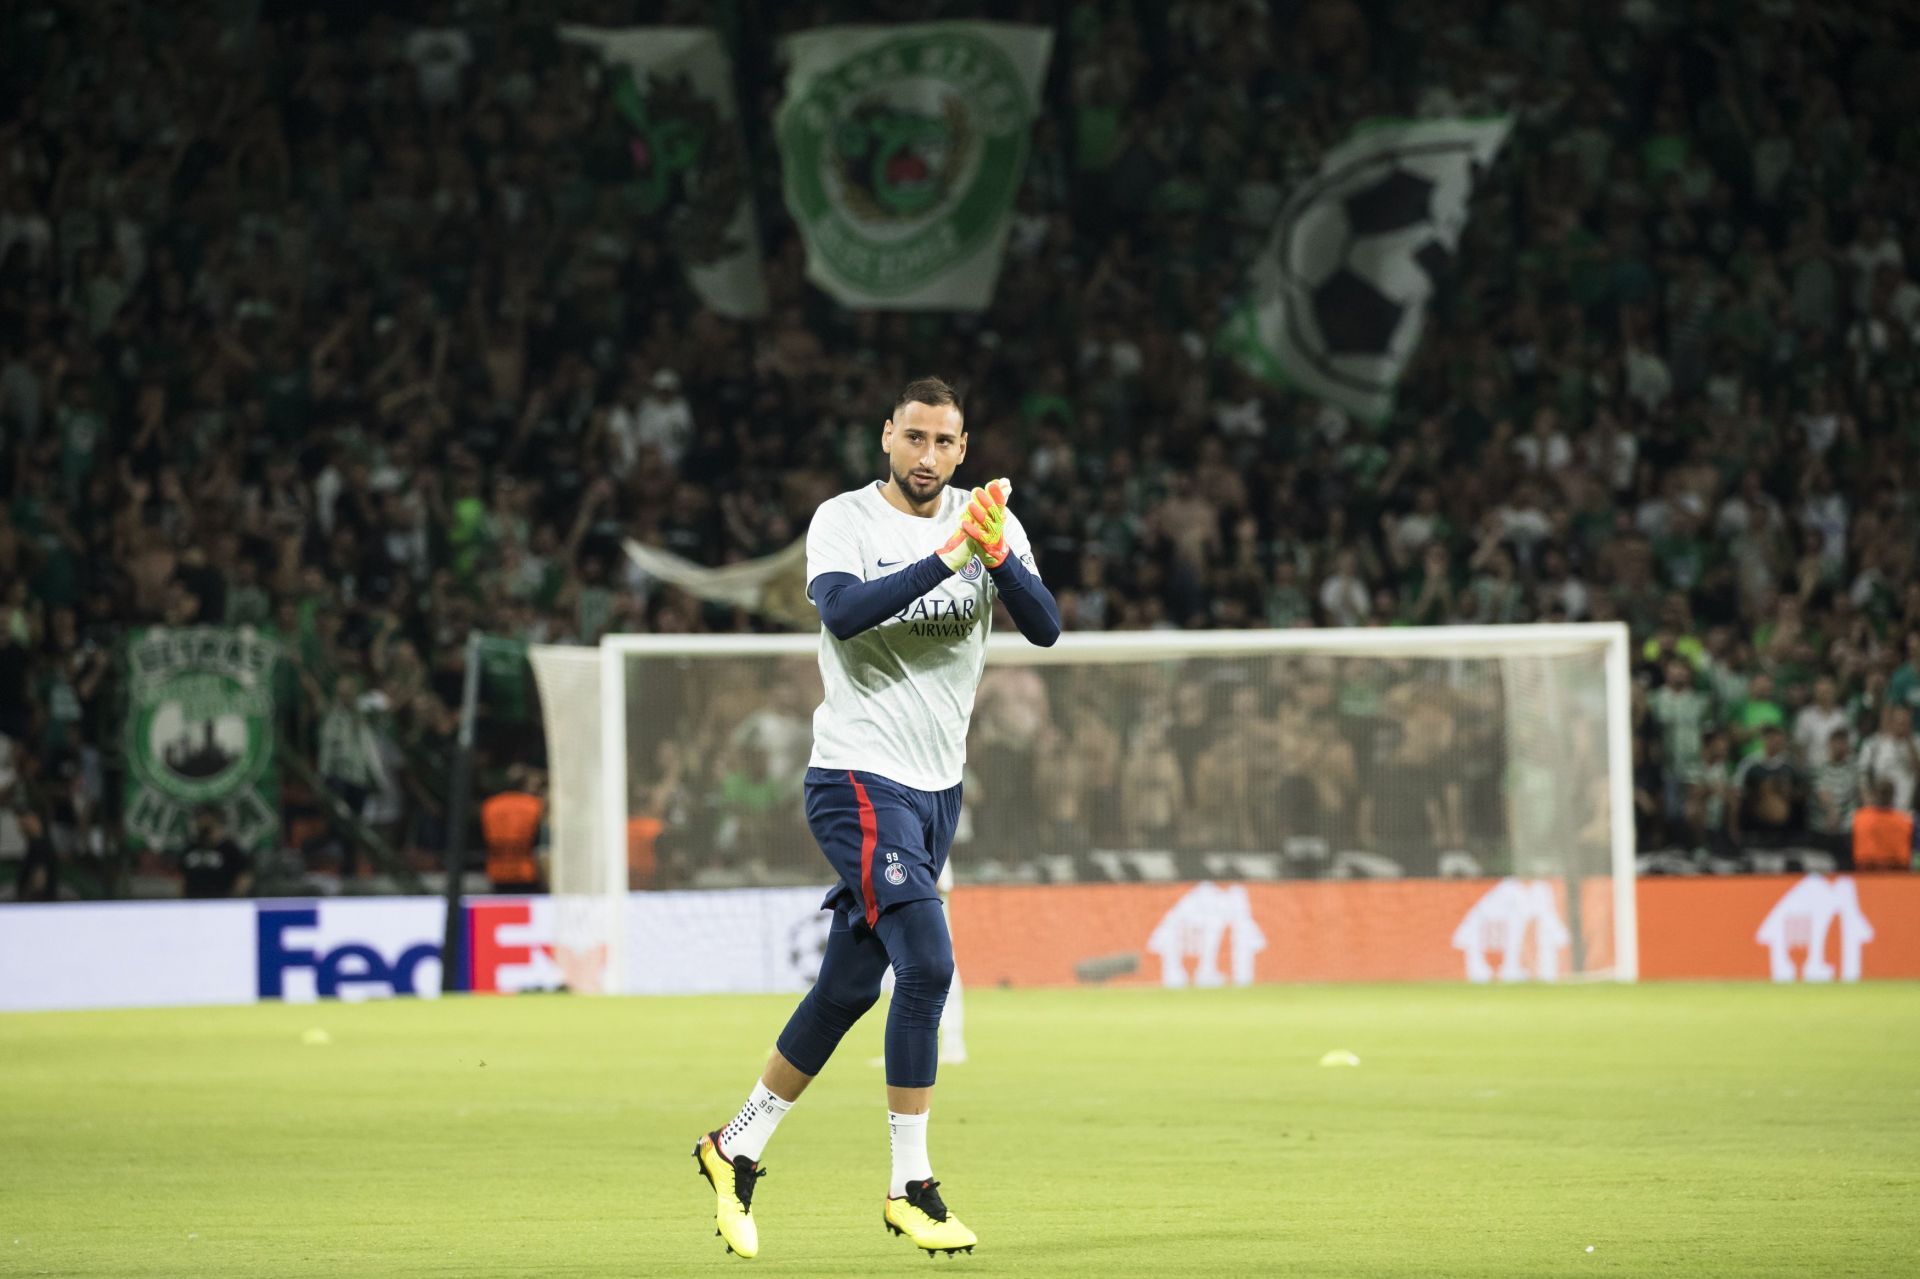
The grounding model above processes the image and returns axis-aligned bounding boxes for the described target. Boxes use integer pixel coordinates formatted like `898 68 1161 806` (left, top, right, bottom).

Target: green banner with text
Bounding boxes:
123 627 282 852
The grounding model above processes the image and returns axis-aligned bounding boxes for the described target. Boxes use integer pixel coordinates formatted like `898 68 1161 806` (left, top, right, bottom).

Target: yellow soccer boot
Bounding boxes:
693 1130 764 1258
883 1178 977 1256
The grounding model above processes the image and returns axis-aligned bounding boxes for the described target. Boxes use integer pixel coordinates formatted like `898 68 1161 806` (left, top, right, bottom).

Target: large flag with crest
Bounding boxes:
123 626 282 851
561 26 767 318
776 23 1053 310
1223 118 1511 421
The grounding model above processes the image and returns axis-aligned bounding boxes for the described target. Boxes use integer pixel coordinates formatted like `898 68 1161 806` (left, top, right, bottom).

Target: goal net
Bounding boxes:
537 625 1635 993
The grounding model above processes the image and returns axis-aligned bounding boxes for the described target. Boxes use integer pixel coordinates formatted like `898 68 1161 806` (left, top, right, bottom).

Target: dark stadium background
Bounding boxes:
2 0 1918 900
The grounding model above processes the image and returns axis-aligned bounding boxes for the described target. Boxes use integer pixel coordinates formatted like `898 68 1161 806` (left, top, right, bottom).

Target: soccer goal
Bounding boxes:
533 624 1636 993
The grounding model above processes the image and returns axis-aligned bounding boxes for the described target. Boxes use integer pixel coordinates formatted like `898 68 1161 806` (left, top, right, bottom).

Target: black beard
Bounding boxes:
891 463 945 504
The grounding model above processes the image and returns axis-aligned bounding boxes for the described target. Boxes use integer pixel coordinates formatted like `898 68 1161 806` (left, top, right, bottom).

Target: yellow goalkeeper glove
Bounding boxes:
936 477 1012 572
937 521 977 572
962 478 1012 569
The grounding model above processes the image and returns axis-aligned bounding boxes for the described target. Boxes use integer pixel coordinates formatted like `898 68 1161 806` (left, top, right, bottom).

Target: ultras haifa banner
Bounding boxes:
123 626 281 851
777 23 1053 310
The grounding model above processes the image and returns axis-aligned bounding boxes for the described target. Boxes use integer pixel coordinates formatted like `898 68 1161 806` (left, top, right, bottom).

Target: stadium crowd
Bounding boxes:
2 0 1919 896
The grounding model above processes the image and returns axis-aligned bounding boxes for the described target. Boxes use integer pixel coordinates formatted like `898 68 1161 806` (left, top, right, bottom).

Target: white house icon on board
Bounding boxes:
1754 875 1875 983
1451 878 1570 983
1146 882 1267 988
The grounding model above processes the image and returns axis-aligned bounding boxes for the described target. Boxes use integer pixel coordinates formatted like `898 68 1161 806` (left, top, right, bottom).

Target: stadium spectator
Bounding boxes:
481 783 543 893
314 675 389 878
1810 728 1863 848
1648 661 1710 809
1681 730 1738 857
1858 706 1920 815
1851 780 1916 873
5 742 64 901
1317 547 1370 628
179 807 251 899
1731 726 1803 850
1794 677 1853 764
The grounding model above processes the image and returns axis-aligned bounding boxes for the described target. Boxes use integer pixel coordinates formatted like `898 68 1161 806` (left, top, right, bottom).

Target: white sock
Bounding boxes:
718 1082 791 1163
888 1111 932 1198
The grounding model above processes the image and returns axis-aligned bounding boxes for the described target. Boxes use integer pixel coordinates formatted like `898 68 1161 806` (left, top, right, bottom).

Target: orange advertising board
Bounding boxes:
949 874 1920 987
1636 873 1920 981
950 877 1616 988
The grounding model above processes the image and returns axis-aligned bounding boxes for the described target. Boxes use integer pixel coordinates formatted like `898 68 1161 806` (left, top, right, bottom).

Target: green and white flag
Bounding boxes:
777 23 1053 309
1224 117 1511 421
561 25 767 319
124 627 282 851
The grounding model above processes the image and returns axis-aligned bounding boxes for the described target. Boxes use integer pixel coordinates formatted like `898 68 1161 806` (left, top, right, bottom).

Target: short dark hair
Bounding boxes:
894 377 962 422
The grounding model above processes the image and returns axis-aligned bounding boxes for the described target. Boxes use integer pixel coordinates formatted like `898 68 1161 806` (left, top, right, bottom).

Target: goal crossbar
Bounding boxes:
601 621 1627 664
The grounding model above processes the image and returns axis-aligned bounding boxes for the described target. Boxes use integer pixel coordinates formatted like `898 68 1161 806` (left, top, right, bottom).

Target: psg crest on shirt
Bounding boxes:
959 556 984 581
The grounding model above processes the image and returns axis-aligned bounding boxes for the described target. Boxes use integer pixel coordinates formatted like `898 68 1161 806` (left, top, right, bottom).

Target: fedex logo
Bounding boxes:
255 899 566 1002
468 899 615 994
466 900 567 993
257 904 444 1002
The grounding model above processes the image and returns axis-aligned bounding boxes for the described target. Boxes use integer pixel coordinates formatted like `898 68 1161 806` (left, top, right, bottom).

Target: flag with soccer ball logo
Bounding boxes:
1223 117 1512 421
560 26 768 318
777 23 1053 310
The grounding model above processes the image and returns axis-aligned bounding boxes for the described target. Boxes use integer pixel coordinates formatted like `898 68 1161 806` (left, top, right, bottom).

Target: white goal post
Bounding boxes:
535 623 1636 991
525 644 627 994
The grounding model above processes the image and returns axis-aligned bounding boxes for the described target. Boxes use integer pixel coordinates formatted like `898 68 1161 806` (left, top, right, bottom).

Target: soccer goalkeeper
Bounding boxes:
692 377 1060 1259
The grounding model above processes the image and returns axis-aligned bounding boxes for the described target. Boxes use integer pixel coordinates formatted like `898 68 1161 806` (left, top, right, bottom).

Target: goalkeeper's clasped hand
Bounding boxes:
937 478 1012 572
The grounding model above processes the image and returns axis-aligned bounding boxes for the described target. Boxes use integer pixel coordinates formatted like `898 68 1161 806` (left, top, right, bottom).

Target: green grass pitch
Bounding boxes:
4 984 1917 1277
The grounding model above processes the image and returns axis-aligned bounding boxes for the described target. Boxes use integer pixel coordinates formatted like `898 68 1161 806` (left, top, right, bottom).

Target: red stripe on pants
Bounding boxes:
849 771 880 927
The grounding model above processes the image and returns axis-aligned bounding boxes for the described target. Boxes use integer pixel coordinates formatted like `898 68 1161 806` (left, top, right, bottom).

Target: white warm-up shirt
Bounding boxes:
805 481 1036 791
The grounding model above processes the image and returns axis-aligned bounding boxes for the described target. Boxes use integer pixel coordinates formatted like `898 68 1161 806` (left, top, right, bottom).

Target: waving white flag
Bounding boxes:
623 535 813 629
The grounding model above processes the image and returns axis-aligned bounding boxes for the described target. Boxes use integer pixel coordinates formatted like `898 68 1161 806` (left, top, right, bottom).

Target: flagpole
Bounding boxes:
440 629 483 994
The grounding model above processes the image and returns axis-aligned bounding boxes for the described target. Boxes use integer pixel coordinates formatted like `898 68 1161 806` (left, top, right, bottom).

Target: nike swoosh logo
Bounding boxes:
876 558 905 568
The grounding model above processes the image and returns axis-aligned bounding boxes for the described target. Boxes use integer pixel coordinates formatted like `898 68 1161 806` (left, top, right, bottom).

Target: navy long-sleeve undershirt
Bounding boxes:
809 556 953 642
810 553 1062 647
985 553 1062 647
